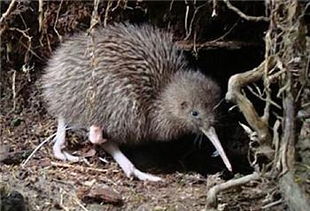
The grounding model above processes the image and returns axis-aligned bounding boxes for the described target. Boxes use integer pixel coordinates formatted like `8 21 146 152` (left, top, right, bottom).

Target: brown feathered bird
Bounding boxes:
42 23 232 181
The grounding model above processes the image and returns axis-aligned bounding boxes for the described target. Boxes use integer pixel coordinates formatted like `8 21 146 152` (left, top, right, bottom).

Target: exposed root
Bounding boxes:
225 57 276 160
224 0 309 210
206 172 260 209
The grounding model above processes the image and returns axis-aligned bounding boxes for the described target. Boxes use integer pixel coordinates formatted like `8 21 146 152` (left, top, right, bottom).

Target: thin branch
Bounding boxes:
72 195 89 211
38 0 43 32
104 0 113 27
246 85 282 110
51 161 109 174
210 19 239 42
263 42 272 122
273 120 281 171
184 3 190 36
184 2 207 40
89 0 100 30
54 0 64 42
0 0 17 24
261 199 283 209
11 70 16 112
223 0 269 22
169 0 175 12
211 0 218 17
9 27 32 63
18 13 27 29
206 172 260 208
111 0 122 12
21 126 75 167
176 40 259 51
21 133 56 167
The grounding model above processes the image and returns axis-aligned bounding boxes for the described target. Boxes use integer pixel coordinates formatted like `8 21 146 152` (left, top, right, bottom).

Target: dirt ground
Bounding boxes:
0 95 286 211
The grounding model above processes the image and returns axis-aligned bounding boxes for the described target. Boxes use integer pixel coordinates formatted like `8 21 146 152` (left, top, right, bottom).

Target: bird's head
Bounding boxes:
162 70 232 171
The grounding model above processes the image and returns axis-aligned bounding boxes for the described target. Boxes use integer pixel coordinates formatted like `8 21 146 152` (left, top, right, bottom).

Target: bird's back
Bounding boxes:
42 23 185 142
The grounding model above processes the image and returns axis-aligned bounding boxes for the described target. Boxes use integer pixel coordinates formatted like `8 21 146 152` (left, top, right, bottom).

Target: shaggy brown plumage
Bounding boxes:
41 23 231 181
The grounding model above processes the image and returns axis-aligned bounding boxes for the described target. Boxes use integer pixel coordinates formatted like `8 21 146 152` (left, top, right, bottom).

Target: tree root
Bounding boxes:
225 57 276 160
206 172 260 209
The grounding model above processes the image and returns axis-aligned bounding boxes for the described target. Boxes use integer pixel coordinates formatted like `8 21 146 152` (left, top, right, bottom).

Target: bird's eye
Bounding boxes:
191 110 199 117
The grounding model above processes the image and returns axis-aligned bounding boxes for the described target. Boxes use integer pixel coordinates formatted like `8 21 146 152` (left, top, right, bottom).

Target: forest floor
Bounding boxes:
0 95 287 211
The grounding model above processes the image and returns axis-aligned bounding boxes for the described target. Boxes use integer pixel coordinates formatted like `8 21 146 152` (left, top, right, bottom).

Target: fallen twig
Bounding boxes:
51 161 109 174
261 199 283 209
21 126 76 167
206 172 260 209
21 133 56 167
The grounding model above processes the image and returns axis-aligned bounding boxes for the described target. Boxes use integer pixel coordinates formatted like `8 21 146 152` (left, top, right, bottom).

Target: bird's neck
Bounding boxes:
147 106 183 141
147 86 188 141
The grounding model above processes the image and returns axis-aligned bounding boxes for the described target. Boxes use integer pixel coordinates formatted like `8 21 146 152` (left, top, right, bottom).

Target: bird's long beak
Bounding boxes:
200 126 232 172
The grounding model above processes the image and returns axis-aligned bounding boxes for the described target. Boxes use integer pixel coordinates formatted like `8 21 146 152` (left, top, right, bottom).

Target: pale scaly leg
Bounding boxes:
89 125 107 144
53 117 80 162
102 141 162 182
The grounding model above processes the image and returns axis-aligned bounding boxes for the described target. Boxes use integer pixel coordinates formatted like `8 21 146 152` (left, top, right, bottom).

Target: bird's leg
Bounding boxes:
102 142 162 182
53 117 80 162
89 125 107 144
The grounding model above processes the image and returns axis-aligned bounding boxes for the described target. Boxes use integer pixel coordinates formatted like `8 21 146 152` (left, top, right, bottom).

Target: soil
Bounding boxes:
0 90 286 211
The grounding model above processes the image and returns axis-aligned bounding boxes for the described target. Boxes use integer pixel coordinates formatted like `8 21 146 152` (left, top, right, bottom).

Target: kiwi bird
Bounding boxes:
41 23 232 181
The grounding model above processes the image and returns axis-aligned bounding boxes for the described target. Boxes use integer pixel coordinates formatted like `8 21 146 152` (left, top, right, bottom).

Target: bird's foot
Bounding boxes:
102 142 163 182
132 168 163 182
120 159 162 181
53 144 80 162
53 117 80 162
